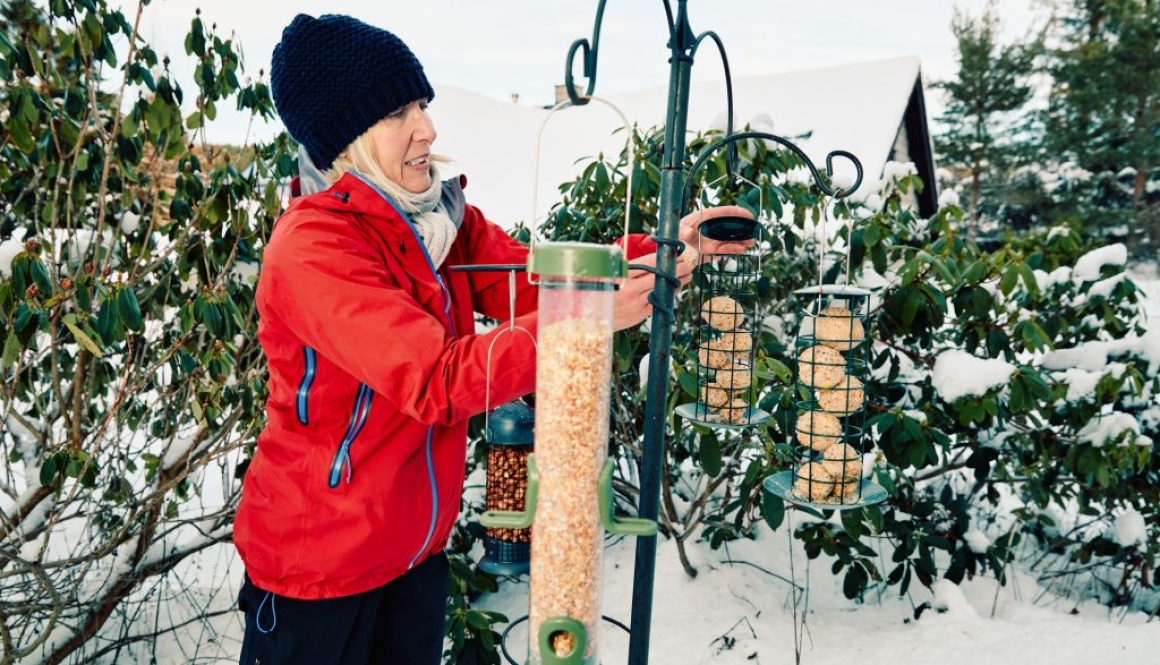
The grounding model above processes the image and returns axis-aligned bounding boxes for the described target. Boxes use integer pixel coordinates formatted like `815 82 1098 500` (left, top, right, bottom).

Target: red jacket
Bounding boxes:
235 172 655 599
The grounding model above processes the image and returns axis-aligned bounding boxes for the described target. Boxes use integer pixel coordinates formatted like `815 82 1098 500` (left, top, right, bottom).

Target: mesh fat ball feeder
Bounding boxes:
762 200 888 513
677 171 769 429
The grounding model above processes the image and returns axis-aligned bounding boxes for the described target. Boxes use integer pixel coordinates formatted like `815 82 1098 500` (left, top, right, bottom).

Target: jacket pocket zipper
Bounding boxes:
408 425 440 570
327 384 373 488
296 346 317 425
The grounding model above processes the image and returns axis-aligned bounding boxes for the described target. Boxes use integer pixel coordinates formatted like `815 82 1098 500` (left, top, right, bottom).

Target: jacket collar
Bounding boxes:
289 172 414 241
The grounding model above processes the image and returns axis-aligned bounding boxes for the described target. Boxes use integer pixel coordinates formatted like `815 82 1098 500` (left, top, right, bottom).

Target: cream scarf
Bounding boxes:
368 165 458 268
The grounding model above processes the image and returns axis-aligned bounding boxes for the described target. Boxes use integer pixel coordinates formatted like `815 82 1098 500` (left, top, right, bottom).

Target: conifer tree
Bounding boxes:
935 2 1041 240
1046 0 1160 247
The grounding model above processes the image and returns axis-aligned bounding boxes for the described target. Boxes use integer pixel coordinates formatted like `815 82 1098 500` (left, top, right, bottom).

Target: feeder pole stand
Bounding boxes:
629 2 695 663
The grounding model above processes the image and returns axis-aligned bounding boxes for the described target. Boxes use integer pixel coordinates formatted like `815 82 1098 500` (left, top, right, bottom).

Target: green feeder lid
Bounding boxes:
486 401 535 446
528 241 627 279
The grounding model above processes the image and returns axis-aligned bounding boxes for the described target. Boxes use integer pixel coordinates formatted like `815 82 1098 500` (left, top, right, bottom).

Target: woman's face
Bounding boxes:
372 99 437 193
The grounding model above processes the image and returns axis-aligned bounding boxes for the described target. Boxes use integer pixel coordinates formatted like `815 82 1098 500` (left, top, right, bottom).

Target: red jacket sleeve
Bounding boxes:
459 205 538 321
459 204 659 320
262 211 537 427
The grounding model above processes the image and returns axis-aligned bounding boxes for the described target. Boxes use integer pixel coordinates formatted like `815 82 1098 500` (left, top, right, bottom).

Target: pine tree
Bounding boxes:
1046 0 1160 249
935 2 1041 240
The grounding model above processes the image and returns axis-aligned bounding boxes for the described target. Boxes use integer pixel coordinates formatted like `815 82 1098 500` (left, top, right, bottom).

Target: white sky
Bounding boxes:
122 0 1042 144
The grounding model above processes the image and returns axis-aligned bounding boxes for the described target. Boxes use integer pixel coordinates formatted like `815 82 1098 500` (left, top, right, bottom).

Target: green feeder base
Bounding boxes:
479 538 530 577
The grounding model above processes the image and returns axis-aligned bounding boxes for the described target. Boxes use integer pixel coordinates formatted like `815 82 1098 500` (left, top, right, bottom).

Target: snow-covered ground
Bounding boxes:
152 511 1156 665
476 519 1157 665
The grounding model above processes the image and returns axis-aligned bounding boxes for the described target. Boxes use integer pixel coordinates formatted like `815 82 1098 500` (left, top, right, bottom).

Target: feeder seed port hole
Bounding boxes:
499 614 631 665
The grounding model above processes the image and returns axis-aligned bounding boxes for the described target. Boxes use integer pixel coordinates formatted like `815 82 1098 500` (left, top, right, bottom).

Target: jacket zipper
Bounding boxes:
327 384 373 488
348 172 457 568
296 346 317 425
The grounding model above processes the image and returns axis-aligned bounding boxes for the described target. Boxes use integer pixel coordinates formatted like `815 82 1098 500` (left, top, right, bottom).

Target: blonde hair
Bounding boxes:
326 121 449 190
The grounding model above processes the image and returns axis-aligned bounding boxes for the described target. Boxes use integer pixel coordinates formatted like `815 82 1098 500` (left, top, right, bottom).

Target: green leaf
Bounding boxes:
75 276 92 311
999 266 1018 296
62 315 104 357
96 296 118 344
676 368 697 399
762 490 785 531
2 331 20 369
902 290 921 326
843 563 867 599
40 456 59 487
758 358 792 383
1018 263 1039 297
117 287 143 332
465 610 491 631
699 434 723 477
841 508 865 539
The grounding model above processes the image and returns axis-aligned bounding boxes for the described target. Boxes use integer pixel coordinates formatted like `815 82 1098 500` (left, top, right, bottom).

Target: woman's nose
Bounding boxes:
412 109 437 144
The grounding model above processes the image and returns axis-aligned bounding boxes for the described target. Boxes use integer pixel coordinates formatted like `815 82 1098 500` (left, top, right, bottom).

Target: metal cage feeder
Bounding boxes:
480 401 536 577
676 173 772 430
763 286 887 509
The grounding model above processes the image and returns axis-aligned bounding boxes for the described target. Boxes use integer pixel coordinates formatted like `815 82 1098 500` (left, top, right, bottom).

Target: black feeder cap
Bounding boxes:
486 401 535 446
698 216 758 242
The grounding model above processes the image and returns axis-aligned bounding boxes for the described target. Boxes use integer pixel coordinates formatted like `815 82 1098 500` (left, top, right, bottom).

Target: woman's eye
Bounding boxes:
387 108 405 119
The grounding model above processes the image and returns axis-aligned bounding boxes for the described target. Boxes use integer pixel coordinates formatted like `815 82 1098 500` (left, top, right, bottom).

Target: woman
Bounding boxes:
234 13 752 665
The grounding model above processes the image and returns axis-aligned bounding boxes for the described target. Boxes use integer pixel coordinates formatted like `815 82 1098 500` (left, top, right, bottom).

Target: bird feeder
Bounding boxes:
763 200 886 510
786 285 878 505
676 173 771 429
480 401 536 577
481 241 656 665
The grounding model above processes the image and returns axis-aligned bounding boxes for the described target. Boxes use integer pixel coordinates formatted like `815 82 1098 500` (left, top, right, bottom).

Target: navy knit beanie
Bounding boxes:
271 14 435 170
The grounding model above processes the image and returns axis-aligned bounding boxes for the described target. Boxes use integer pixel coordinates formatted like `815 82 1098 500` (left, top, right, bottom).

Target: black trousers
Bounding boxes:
238 552 450 665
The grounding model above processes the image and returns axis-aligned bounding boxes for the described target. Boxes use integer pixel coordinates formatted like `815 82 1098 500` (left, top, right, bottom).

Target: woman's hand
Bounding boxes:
613 252 695 331
678 205 756 259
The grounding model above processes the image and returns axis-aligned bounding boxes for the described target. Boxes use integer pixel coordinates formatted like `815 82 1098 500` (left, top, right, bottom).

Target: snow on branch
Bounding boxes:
932 350 1015 402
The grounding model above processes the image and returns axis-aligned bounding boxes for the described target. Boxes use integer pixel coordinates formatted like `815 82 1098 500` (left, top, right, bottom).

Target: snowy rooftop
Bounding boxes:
430 56 925 229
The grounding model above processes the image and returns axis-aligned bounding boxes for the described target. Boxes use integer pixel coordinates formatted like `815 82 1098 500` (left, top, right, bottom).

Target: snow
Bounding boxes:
469 521 1157 665
1042 329 1160 375
932 350 1015 402
1112 510 1146 547
160 433 200 469
903 409 928 424
1087 272 1126 299
1077 411 1150 447
120 211 141 234
931 579 979 619
963 529 992 553
881 160 918 183
1058 363 1127 402
1072 244 1127 281
937 188 959 208
0 227 27 277
432 56 924 228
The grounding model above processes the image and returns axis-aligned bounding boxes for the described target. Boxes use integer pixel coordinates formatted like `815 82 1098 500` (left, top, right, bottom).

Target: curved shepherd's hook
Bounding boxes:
682 130 864 217
563 0 681 106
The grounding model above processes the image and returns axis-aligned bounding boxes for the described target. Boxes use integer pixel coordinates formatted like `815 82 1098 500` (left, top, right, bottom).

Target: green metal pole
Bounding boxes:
627 2 694 663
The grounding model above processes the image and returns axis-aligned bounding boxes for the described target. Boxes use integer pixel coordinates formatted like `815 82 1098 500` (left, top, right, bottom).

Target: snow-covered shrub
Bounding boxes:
515 124 1158 624
0 2 291 662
